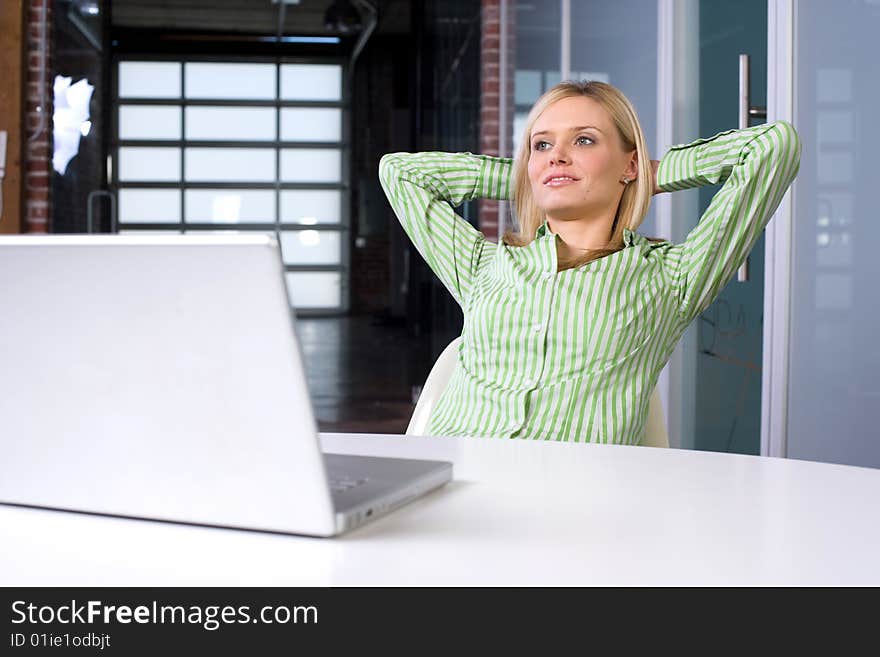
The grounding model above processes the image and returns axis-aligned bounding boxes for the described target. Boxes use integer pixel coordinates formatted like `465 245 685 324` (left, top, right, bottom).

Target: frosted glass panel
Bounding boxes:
285 272 341 308
118 230 181 235
280 108 341 142
185 63 276 100
118 62 181 98
118 147 181 181
185 189 275 223
514 70 542 105
119 105 181 140
513 112 528 154
817 152 852 185
279 231 341 265
187 230 273 238
280 64 342 100
118 189 181 223
185 107 276 141
280 190 341 224
786 1 880 468
816 68 852 103
184 148 275 182
280 149 340 182
817 110 854 145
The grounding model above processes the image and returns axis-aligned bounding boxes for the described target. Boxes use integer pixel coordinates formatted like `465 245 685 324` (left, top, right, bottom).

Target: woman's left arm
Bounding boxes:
656 120 802 323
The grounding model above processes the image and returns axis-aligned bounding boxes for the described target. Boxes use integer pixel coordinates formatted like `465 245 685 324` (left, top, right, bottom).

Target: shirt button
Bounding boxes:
524 379 535 387
533 323 542 333
542 271 553 281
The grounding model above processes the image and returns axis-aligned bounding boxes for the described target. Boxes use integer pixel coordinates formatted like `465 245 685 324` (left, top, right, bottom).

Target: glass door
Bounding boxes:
663 0 768 453
694 0 768 454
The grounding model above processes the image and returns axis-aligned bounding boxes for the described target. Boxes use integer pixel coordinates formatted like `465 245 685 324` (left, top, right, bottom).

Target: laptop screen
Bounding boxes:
0 234 337 535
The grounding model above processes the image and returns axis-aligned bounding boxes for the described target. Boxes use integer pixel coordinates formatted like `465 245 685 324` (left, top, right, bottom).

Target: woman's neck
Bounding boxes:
546 213 615 253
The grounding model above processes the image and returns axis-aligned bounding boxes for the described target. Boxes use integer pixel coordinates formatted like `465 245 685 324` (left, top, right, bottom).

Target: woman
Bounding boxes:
379 80 801 444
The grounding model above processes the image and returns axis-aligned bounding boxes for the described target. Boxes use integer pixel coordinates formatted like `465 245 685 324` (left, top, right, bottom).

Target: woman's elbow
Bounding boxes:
379 152 402 179
378 152 412 195
771 120 803 166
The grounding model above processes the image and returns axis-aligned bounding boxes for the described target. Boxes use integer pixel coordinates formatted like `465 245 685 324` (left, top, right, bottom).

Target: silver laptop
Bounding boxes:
0 234 452 537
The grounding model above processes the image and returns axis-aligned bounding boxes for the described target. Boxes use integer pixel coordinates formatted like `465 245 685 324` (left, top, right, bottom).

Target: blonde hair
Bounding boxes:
504 80 653 270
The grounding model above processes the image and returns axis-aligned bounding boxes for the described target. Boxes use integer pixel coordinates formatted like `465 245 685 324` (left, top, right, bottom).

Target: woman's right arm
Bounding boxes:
655 121 801 324
379 152 513 307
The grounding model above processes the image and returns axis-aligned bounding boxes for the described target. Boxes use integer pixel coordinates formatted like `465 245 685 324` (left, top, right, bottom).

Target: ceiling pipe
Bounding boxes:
348 0 378 79
275 0 287 42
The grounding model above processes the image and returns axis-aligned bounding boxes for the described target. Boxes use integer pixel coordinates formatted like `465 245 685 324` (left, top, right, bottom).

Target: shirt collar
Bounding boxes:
537 221 642 248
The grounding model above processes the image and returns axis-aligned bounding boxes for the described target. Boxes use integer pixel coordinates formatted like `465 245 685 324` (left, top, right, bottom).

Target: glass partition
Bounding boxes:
785 1 880 468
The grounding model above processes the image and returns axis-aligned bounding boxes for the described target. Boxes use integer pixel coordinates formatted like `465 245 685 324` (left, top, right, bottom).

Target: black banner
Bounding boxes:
0 587 863 653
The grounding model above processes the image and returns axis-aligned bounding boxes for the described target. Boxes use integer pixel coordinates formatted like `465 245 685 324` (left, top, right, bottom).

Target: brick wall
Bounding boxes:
0 0 24 233
24 0 52 233
479 0 515 241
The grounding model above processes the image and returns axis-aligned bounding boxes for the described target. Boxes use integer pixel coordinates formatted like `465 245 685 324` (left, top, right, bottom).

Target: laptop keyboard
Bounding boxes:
328 476 370 494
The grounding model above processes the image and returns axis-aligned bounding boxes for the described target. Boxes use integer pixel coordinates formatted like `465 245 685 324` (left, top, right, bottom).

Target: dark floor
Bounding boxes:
298 314 435 434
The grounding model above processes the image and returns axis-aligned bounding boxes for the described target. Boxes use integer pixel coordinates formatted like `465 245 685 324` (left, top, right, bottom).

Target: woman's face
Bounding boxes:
527 95 637 223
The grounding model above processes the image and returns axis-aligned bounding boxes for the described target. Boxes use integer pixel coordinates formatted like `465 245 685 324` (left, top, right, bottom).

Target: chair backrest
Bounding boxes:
406 337 464 436
407 336 669 448
642 385 669 448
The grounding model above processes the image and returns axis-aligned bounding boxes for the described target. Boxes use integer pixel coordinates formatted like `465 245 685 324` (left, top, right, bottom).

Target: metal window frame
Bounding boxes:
761 0 796 458
112 53 351 315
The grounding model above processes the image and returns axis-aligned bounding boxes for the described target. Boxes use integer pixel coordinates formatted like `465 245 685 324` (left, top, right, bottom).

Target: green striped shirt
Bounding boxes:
379 121 801 444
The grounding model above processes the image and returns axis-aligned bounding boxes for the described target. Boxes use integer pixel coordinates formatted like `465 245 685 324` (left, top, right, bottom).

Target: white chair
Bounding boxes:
407 336 669 447
406 337 465 437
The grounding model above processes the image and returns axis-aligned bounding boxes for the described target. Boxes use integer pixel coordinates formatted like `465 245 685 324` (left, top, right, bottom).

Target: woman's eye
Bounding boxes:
533 141 550 151
576 135 594 145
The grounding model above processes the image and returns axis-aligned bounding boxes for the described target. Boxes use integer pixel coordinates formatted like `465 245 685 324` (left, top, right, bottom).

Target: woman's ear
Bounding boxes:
623 151 639 181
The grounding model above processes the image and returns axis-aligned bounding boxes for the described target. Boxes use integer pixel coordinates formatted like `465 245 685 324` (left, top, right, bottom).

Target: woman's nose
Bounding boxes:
549 145 570 165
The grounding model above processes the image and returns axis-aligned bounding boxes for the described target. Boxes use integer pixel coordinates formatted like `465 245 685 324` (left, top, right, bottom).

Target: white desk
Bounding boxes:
3 433 880 586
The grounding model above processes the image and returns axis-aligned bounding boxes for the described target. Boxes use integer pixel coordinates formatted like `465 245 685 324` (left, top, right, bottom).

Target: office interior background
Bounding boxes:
0 0 877 469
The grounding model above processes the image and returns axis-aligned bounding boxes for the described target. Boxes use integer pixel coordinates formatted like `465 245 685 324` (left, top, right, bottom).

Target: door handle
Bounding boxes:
87 189 117 234
737 54 767 282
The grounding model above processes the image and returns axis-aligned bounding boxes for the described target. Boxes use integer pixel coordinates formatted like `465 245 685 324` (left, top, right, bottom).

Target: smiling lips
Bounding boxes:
543 174 580 187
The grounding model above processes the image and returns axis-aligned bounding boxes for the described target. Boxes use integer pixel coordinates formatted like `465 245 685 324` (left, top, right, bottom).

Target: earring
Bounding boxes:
621 177 630 185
